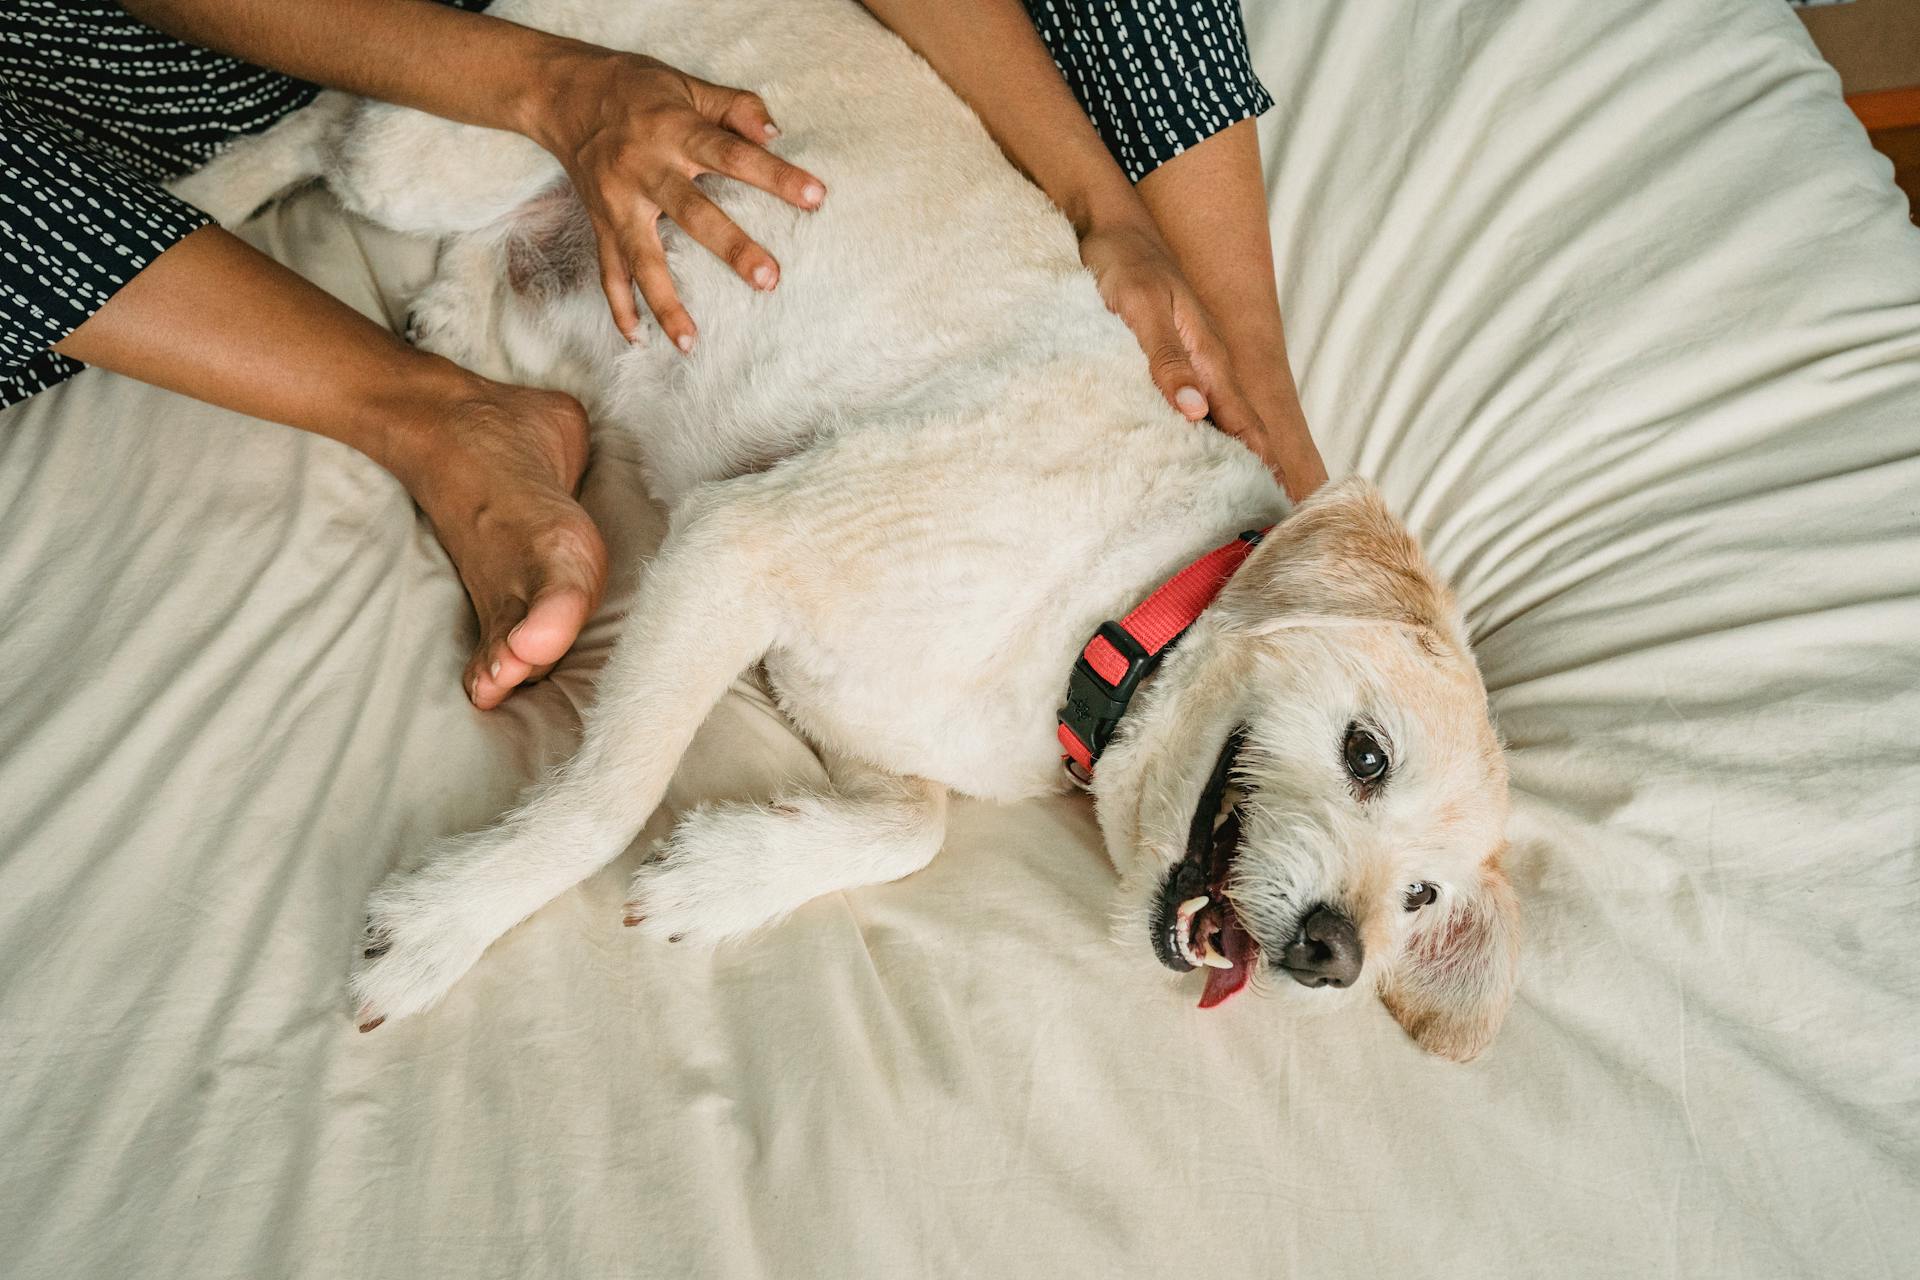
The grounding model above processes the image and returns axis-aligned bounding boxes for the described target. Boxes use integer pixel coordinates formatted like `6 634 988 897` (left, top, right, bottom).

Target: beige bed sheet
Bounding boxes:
2 1 1917 1276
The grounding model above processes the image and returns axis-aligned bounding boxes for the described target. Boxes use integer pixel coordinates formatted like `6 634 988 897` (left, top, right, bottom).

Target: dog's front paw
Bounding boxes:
622 801 826 947
348 851 500 1032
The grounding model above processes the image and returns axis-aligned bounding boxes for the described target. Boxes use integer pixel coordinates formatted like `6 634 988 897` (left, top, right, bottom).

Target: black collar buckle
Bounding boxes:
1059 621 1163 771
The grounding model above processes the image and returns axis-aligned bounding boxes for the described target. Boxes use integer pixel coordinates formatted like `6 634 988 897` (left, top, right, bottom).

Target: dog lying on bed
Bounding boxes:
203 0 1517 1059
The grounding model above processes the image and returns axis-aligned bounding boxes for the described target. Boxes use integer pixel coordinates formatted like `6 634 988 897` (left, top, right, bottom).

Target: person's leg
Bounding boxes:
1137 120 1327 498
55 224 607 710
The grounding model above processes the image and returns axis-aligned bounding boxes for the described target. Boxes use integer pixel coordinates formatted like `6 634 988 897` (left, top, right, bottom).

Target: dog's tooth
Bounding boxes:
1196 937 1233 970
1174 894 1210 967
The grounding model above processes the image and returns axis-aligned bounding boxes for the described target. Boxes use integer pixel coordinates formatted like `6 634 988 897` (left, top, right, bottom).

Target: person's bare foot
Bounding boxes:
382 374 608 709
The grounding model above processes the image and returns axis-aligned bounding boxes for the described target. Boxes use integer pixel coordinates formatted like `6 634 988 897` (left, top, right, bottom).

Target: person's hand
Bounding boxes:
1077 217 1328 500
525 50 827 351
1077 219 1266 438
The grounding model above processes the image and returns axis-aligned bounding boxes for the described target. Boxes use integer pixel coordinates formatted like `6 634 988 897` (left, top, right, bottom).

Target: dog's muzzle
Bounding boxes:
1151 730 1259 1008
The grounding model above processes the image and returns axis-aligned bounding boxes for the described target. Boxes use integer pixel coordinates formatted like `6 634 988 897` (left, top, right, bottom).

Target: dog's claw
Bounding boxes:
357 1015 385 1034
622 914 644 928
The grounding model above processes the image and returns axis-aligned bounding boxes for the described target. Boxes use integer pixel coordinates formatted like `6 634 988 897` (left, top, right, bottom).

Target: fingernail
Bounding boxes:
676 332 695 354
1175 386 1207 417
763 122 780 140
507 621 523 645
489 661 501 680
752 264 777 290
802 182 824 207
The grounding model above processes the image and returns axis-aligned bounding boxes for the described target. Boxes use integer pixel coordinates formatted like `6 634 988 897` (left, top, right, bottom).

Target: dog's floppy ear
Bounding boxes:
1378 850 1520 1062
1219 477 1463 650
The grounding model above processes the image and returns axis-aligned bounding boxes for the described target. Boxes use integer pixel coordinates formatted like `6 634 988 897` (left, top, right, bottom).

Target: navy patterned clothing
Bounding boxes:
1023 0 1273 183
0 0 1271 408
0 0 489 407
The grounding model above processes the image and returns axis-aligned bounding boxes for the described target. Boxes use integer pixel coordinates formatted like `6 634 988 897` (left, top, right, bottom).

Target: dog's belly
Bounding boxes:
470 0 1097 507
403 0 1291 804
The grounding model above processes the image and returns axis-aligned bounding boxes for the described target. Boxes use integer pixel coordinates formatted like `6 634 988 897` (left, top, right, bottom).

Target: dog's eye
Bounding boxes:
1343 725 1389 785
1403 882 1438 911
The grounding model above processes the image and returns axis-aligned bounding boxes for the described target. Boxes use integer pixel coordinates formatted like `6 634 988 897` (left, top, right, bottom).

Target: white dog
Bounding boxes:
196 0 1517 1060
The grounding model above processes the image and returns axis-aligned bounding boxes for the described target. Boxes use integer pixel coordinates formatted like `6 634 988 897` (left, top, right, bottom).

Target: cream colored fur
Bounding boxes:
202 0 1516 1059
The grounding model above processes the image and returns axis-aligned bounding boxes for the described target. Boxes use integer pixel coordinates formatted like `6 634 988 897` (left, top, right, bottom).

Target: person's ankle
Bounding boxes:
349 348 480 482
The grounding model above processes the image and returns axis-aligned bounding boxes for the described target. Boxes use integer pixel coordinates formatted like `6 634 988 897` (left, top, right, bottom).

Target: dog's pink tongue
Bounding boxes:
1197 917 1257 1009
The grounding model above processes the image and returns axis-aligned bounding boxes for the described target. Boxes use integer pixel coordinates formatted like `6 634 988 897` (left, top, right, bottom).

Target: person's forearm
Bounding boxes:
55 224 480 476
1138 122 1326 498
857 0 1146 235
117 0 584 143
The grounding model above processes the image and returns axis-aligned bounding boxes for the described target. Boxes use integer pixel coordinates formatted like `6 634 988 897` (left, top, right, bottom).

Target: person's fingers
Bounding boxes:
1118 285 1210 423
660 177 780 292
628 232 698 353
694 125 825 211
1179 306 1267 449
712 86 781 143
593 224 644 343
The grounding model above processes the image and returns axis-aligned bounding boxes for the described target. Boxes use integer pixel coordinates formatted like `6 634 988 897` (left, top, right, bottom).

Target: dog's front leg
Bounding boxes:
623 753 949 946
350 506 779 1029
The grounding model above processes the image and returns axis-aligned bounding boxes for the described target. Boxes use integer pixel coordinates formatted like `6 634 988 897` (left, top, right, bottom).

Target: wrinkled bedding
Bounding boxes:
2 1 1917 1275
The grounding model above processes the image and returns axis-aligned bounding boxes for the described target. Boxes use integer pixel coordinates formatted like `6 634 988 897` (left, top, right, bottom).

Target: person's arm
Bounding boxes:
120 0 826 352
855 0 1272 461
1139 121 1328 499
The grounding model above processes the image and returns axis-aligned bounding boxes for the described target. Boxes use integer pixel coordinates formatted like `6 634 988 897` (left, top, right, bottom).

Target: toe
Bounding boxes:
475 519 605 708
506 576 596 671
467 623 536 710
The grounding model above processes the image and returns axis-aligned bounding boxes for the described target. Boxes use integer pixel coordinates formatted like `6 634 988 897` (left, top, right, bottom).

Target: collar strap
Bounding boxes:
1057 529 1268 784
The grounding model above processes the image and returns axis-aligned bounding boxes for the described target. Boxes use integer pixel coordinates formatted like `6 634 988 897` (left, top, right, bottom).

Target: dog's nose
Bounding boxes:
1281 905 1363 989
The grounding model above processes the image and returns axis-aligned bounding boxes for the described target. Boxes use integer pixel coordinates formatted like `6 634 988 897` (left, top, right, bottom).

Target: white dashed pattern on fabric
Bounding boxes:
1023 0 1274 183
0 0 485 408
2 0 1267 408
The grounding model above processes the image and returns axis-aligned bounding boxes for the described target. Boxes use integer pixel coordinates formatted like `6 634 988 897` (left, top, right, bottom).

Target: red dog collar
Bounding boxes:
1057 529 1268 785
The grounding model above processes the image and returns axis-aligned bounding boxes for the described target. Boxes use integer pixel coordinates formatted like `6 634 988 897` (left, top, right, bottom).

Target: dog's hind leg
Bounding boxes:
349 503 780 1029
329 99 565 237
622 754 949 946
165 91 356 226
407 187 619 392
